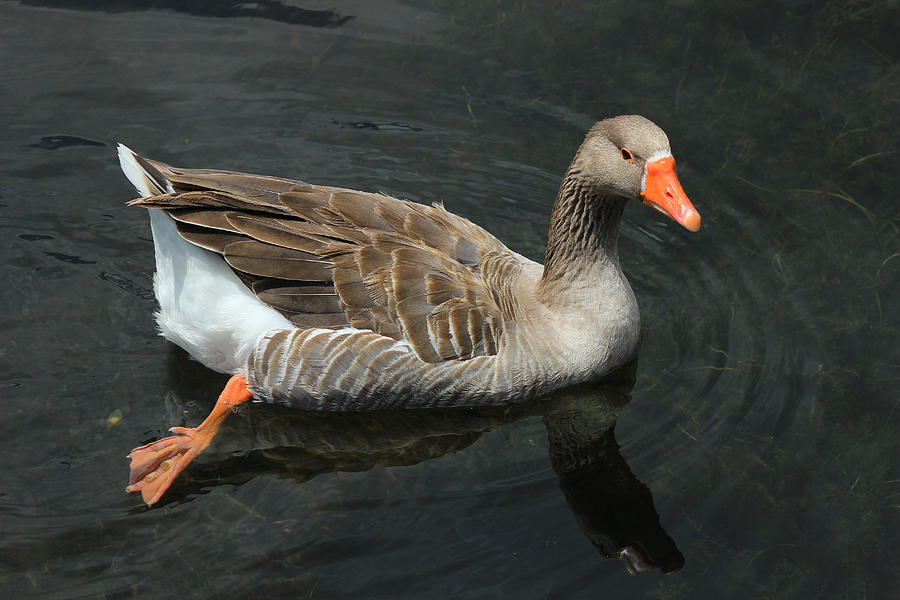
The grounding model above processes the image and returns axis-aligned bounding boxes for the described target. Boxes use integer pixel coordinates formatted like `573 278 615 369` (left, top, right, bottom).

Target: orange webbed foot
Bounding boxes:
125 374 252 506
126 433 202 505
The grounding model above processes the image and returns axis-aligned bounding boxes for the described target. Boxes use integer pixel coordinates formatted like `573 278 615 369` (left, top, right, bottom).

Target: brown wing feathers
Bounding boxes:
128 159 511 364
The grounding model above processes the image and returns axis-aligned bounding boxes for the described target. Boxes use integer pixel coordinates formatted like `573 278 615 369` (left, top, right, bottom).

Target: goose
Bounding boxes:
120 114 700 505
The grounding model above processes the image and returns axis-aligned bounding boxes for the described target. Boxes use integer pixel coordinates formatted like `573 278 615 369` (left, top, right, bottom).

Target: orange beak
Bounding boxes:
641 156 701 232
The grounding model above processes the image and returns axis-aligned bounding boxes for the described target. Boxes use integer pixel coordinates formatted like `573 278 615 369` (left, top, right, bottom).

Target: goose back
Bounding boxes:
128 157 538 364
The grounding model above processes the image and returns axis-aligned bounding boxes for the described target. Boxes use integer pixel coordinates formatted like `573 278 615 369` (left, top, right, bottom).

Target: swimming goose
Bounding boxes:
120 114 700 505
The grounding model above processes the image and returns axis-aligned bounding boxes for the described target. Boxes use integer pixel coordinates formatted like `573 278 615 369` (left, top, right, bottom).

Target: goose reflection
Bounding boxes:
146 351 683 575
543 373 684 574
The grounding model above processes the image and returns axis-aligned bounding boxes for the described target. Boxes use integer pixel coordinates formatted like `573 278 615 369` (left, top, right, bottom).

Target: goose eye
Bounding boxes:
620 147 634 162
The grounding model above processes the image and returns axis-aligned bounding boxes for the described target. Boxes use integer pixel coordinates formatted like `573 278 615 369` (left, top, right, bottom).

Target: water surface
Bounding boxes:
1 1 898 598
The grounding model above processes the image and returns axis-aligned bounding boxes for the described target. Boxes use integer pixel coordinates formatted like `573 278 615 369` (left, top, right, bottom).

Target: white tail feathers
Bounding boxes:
117 143 171 197
119 145 293 374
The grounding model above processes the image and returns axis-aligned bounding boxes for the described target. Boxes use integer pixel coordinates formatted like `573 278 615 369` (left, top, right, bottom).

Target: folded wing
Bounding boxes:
128 156 522 363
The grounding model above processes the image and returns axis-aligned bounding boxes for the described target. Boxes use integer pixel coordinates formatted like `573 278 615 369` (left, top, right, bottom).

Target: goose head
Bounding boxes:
570 115 700 231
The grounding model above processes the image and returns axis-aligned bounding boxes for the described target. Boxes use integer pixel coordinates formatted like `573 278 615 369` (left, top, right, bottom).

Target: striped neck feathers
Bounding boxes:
538 171 627 301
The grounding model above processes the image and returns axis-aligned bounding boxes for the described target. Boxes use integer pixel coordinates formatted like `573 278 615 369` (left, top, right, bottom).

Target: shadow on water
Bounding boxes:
146 351 683 576
14 0 353 27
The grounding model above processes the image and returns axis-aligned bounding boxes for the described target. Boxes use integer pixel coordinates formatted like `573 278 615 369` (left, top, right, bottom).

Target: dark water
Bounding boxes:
2 1 898 598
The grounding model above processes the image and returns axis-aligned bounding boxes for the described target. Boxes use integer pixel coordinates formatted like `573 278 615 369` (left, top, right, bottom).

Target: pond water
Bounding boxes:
1 1 898 598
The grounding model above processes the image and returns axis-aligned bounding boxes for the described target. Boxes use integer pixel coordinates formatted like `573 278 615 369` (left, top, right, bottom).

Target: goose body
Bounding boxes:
121 115 700 504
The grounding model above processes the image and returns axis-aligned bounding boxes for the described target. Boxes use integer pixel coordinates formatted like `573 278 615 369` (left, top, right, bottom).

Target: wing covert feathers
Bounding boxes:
127 154 523 363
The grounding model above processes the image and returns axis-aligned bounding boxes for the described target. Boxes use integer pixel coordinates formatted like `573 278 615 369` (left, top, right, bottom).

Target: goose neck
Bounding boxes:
538 173 627 301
